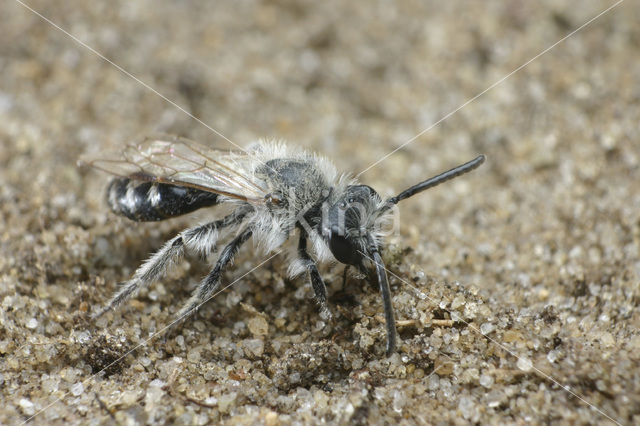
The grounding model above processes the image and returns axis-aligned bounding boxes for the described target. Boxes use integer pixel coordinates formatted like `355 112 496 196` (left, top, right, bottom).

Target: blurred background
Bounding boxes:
1 0 639 423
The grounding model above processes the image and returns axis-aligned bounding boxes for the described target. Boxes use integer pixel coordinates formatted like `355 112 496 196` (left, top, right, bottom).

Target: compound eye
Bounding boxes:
328 233 360 265
339 201 347 210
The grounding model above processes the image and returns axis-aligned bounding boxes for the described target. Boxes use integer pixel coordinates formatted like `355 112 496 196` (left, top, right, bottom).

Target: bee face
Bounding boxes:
324 185 382 266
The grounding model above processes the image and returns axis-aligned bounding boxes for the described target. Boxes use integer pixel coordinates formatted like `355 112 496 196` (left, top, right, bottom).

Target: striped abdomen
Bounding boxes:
106 178 220 222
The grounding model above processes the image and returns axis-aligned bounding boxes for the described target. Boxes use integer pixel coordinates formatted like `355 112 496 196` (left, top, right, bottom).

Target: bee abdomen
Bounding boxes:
106 178 220 222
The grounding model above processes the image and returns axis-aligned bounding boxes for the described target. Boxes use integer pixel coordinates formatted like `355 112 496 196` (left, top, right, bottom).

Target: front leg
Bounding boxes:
298 232 330 318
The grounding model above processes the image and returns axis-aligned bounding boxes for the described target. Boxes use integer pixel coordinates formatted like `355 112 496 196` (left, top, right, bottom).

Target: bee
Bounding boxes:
82 135 485 355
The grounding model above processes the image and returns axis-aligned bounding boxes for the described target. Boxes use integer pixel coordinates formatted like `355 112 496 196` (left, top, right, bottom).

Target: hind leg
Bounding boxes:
176 227 253 319
93 208 250 318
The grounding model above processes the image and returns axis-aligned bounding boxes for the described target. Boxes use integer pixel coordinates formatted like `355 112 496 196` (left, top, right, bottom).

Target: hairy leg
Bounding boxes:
297 232 330 318
93 208 250 318
176 227 253 319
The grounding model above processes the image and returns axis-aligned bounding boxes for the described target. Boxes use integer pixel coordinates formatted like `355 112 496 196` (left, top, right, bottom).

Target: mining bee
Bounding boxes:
82 134 484 355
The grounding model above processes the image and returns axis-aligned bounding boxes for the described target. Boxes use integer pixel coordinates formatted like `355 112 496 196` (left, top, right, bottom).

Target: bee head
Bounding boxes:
323 185 383 266
319 155 485 356
322 183 396 355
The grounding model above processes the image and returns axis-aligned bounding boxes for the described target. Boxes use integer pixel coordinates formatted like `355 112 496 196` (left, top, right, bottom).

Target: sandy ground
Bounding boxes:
1 0 639 424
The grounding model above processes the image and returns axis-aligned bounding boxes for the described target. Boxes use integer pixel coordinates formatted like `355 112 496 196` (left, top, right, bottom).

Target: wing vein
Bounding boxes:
81 135 269 205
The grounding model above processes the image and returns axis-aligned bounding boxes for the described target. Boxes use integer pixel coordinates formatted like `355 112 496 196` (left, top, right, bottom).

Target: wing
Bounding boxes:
80 135 268 203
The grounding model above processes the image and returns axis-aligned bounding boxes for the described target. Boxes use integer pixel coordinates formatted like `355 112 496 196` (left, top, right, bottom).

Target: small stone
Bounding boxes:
26 318 38 329
479 374 494 388
517 356 533 372
458 396 475 419
243 338 265 357
71 382 84 396
628 335 640 350
450 311 462 322
392 390 405 413
265 411 279 426
547 349 560 363
599 332 615 347
451 295 466 310
344 403 355 416
42 376 59 393
121 390 139 406
313 390 329 409
19 399 35 416
187 348 201 363
434 358 454 376
538 288 549 300
218 392 237 414
486 390 505 408
145 385 165 408
247 316 269 337
74 331 91 344
480 322 495 335
294 286 308 300
503 330 521 343
289 372 301 384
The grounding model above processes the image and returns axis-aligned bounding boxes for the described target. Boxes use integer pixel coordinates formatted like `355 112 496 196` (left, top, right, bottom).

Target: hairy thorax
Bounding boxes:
256 158 330 218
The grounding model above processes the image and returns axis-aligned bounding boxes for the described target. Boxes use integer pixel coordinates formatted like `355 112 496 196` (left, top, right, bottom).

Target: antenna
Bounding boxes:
380 154 486 212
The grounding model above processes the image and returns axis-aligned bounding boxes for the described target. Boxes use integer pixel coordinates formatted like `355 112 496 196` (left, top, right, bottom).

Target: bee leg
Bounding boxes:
342 265 349 289
298 232 330 319
93 209 249 319
176 227 253 319
181 207 252 259
92 234 185 319
365 237 397 356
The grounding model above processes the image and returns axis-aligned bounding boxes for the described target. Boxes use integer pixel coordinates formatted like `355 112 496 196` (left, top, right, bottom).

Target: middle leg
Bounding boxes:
297 231 330 318
176 227 253 319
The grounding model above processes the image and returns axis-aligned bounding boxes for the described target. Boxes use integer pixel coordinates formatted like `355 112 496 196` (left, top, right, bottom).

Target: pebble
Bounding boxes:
19 399 35 416
479 374 494 388
517 356 534 372
392 390 405 413
247 316 269 337
480 322 495 335
218 393 237 414
243 339 265 357
70 382 84 396
599 332 615 347
458 396 475 420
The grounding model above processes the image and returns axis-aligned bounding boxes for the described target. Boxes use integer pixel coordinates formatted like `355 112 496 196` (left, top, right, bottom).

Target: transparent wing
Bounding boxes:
80 135 268 203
